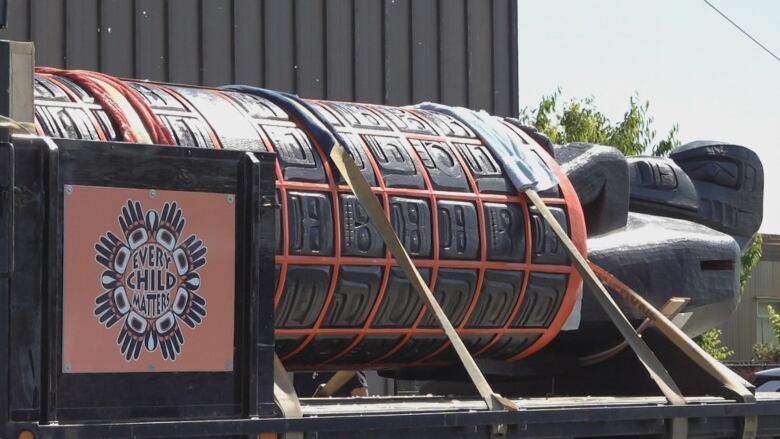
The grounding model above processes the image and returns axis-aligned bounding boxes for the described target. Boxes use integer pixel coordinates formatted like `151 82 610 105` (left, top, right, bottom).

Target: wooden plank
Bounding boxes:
491 0 511 116
264 0 295 92
439 0 467 107
411 0 438 103
234 0 264 86
0 0 30 43
466 0 492 112
167 0 200 84
295 0 325 99
383 0 411 106
354 0 383 104
324 0 353 101
134 0 166 81
201 0 233 86
301 393 780 416
65 0 99 70
100 0 134 77
31 0 64 67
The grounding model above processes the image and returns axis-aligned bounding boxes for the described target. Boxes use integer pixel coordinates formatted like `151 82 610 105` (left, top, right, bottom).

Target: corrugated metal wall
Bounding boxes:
0 0 519 116
721 235 780 361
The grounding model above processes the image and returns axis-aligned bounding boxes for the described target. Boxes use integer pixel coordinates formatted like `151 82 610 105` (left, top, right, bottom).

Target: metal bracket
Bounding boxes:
0 40 34 124
490 422 507 439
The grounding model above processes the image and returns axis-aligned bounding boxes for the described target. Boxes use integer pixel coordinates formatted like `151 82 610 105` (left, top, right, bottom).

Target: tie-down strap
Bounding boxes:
414 104 684 397
223 87 755 438
420 103 754 439
590 262 757 439
223 85 516 413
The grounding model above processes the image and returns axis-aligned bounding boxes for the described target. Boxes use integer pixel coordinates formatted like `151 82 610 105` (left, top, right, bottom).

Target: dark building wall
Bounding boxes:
0 0 519 116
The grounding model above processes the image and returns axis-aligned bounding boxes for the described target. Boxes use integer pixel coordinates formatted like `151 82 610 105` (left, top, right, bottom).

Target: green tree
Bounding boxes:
697 328 735 361
768 305 780 340
741 234 763 294
519 90 767 362
518 89 680 157
753 305 780 362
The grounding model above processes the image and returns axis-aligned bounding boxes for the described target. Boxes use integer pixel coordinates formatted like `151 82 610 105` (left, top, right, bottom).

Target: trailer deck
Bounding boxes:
22 393 780 438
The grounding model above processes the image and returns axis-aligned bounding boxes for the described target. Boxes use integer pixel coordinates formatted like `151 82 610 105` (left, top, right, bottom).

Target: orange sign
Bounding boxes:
62 185 236 373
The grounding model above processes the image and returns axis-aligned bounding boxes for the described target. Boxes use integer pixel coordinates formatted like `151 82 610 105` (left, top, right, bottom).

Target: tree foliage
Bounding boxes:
752 343 780 363
697 328 735 361
741 234 764 294
751 304 780 363
768 305 780 341
518 89 680 157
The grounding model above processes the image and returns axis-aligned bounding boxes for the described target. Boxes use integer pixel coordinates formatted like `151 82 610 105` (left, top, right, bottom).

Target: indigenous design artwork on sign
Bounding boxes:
94 200 208 361
63 186 235 373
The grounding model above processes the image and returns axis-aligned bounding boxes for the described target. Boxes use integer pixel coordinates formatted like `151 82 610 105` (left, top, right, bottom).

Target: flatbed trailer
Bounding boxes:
0 131 777 439
23 394 780 438
0 40 778 439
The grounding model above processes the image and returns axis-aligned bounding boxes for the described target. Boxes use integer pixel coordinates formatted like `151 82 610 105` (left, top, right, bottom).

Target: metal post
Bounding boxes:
0 40 34 123
0 138 13 439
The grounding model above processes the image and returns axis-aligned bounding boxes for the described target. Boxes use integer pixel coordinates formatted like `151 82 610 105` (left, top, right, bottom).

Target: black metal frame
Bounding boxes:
10 397 780 439
0 130 13 438
0 135 277 437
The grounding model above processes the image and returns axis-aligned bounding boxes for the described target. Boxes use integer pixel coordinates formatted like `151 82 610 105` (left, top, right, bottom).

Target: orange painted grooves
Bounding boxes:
503 122 587 362
33 70 589 368
192 97 584 366
323 107 396 365
410 106 488 364
276 103 345 363
466 131 537 360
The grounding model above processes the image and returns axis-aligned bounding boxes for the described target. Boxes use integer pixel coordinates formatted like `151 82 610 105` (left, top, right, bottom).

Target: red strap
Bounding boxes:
34 67 176 145
35 67 140 143
77 70 175 145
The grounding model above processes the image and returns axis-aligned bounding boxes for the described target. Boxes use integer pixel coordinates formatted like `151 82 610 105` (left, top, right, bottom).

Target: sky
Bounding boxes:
517 0 779 234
